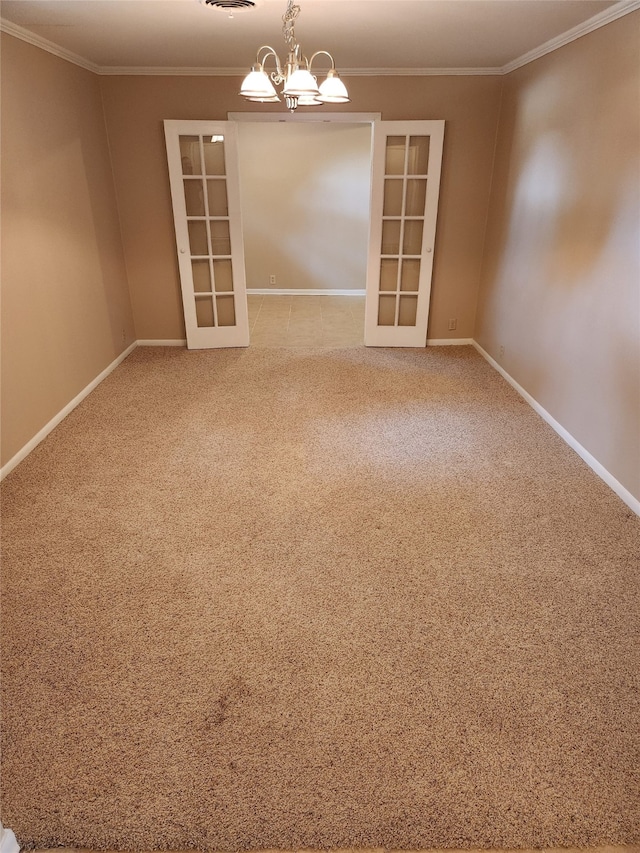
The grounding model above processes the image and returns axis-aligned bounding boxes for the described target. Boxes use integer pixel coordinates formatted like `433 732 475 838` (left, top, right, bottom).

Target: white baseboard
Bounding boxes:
137 339 186 346
5 337 638 519
473 340 640 517
247 289 366 296
1 340 193 480
427 337 474 346
1 821 19 853
0 342 137 482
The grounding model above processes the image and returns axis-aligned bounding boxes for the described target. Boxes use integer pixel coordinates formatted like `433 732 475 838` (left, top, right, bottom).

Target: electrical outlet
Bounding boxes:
269 274 276 285
121 328 127 344
448 318 457 331
499 345 505 358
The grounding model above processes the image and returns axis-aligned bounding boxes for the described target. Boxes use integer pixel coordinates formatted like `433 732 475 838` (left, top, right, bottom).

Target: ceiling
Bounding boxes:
0 0 632 74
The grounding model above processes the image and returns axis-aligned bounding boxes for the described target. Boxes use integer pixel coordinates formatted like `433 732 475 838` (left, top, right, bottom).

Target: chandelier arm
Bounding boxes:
255 45 285 81
308 50 337 71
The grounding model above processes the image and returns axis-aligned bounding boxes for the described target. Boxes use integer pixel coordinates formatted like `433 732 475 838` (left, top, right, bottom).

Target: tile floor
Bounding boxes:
248 293 365 347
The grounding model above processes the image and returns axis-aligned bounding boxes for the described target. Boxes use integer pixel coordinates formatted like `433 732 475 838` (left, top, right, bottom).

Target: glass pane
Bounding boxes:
400 258 420 292
408 136 430 175
381 220 401 255
195 296 214 327
378 294 396 326
203 138 226 176
207 180 228 216
213 259 233 293
398 295 418 327
383 180 403 216
210 220 231 255
192 259 211 293
405 180 427 216
403 220 424 255
385 137 406 175
180 136 201 175
188 221 208 256
184 179 205 216
216 296 236 327
380 258 398 292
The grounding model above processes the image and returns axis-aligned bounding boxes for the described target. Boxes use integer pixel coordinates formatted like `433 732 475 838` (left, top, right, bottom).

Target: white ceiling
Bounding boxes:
0 0 634 74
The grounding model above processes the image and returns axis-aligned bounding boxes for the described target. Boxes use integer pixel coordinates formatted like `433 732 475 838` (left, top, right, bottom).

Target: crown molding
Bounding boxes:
502 0 640 74
0 18 100 73
98 66 242 76
2 0 639 79
97 65 504 77
343 67 504 77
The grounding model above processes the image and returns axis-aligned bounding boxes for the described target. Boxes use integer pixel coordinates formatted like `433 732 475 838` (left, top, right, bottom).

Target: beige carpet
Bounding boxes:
1 345 639 850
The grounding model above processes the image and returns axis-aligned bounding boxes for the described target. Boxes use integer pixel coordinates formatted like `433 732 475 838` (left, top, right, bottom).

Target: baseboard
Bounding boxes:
0 342 138 482
247 289 366 296
1 340 192 480
0 824 19 853
6 337 637 519
137 339 187 346
472 341 640 517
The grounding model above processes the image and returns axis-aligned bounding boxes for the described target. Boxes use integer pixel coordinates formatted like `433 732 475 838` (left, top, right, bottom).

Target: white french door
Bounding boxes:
364 121 445 347
164 118 443 350
164 120 250 349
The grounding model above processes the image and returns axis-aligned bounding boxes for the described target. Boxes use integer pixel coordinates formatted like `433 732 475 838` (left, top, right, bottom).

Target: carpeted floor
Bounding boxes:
1 345 639 850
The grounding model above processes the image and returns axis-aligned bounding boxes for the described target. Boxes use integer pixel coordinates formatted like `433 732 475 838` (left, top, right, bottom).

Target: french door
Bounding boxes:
364 121 445 347
164 120 249 349
165 118 443 350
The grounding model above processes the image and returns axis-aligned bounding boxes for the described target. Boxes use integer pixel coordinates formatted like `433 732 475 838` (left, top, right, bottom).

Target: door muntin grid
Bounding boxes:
377 135 430 328
180 135 237 329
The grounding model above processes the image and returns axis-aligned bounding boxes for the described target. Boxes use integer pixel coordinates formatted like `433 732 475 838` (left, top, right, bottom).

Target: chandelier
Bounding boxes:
239 0 350 112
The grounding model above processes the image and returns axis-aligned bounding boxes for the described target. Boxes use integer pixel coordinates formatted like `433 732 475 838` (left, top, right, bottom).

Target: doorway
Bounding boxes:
164 116 444 349
234 116 374 345
237 116 371 346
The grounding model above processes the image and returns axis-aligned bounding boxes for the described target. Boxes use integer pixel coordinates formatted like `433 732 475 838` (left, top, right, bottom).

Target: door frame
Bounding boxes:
229 111 379 308
227 112 381 124
167 113 444 349
230 113 443 349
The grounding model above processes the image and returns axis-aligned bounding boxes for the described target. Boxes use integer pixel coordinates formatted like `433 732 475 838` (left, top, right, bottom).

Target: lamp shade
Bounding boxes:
240 68 279 100
283 67 319 97
295 93 323 106
245 95 281 103
318 70 350 104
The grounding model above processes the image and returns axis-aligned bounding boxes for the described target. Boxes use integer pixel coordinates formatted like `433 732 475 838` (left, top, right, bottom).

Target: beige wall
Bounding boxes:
237 122 371 291
475 13 640 501
0 34 134 468
5 18 636 501
99 74 503 339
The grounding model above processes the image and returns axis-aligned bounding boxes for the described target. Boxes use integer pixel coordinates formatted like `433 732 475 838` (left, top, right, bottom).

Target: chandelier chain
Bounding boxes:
282 0 301 52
